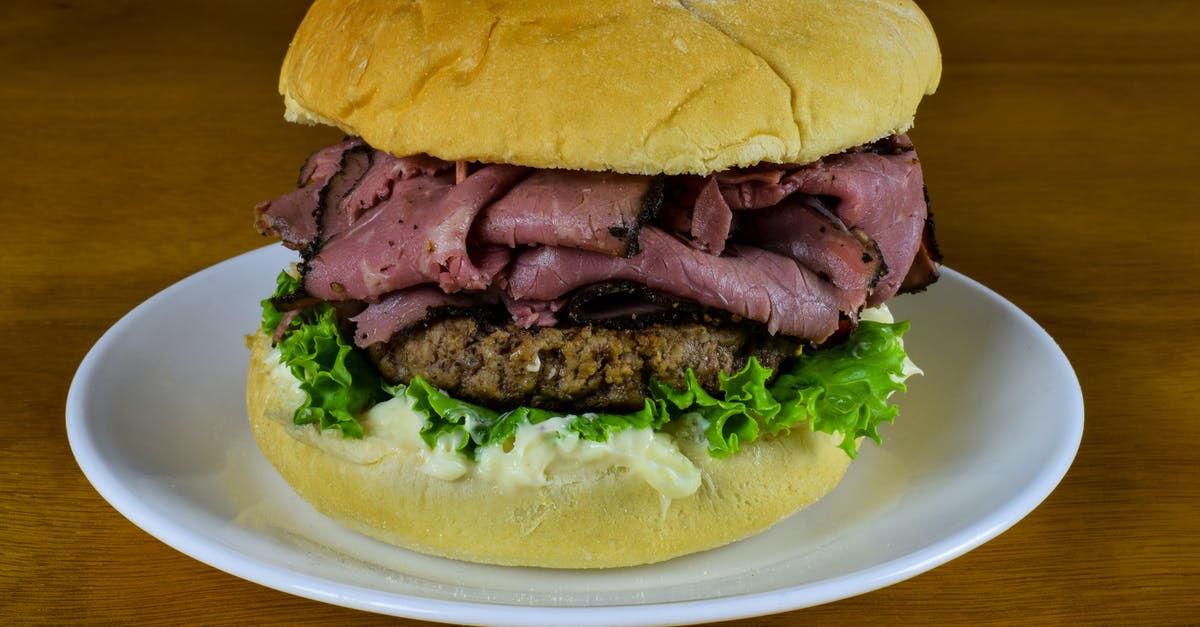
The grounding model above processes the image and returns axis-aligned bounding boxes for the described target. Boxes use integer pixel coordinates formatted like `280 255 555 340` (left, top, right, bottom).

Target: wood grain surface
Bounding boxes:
3 1 1197 624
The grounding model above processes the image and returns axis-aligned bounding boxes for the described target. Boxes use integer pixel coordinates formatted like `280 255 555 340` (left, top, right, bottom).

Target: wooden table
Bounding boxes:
3 1 1197 624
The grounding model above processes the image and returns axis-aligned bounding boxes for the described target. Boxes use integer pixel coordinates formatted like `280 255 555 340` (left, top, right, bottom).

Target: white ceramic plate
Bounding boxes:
67 246 1082 626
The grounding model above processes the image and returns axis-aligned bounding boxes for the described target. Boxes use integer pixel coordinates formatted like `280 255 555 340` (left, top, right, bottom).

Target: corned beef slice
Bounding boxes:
255 136 935 343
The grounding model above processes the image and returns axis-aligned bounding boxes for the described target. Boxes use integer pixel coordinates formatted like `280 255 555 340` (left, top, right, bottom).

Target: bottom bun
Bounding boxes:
246 331 852 568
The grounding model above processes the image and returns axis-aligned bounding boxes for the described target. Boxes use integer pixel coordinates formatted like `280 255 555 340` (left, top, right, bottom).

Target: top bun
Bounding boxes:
280 0 941 175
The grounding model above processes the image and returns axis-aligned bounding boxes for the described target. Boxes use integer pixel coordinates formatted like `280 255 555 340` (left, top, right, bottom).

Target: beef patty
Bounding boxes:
366 316 799 413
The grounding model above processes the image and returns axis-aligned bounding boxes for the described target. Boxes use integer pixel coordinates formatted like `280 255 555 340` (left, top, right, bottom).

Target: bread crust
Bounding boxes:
246 331 852 568
279 0 941 175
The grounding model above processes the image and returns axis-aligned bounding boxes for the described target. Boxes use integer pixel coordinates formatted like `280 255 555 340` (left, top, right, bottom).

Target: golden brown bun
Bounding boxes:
279 0 941 175
246 331 852 568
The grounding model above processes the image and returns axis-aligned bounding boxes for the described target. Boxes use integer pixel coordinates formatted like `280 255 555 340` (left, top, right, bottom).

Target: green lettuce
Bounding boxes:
262 269 913 459
647 321 910 458
400 377 671 460
769 321 912 457
261 271 388 438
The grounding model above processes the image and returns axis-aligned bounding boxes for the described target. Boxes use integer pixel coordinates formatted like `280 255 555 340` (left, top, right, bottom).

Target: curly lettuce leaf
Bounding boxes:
401 377 671 460
647 322 911 458
567 398 671 442
261 270 387 438
651 370 758 458
769 321 912 457
260 269 302 335
402 377 500 455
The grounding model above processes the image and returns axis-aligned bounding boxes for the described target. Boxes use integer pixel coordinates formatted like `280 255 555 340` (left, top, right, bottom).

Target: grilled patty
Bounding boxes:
367 316 799 413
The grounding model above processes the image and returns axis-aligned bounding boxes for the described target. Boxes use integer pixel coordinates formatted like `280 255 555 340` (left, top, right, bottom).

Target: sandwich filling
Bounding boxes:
258 304 917 498
254 134 938 470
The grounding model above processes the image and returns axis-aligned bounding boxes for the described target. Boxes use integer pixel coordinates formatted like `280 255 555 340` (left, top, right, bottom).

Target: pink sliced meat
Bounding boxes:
350 285 493 347
738 195 885 312
690 177 733 255
717 135 928 304
303 164 528 300
502 227 843 341
255 134 938 345
785 153 926 305
338 152 454 223
473 170 656 256
254 138 366 252
298 137 365 186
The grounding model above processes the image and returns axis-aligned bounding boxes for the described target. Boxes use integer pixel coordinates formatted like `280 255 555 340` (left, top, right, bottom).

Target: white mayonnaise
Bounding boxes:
358 393 702 498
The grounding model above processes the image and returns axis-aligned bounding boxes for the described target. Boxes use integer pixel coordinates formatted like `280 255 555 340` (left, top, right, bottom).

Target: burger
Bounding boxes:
247 0 942 568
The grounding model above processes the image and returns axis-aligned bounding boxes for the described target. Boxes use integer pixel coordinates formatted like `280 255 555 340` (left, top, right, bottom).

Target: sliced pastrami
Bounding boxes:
562 281 713 328
255 139 370 254
303 164 528 300
253 185 321 251
502 294 566 328
256 134 938 346
473 170 658 256
314 146 375 252
737 195 885 312
657 176 733 254
786 151 927 305
338 152 454 223
716 135 928 305
716 166 795 210
502 227 844 341
350 285 495 347
690 177 733 255
900 198 942 293
298 137 365 187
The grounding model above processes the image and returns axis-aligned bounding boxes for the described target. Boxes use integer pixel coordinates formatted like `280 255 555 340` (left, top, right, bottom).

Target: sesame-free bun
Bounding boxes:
246 331 852 568
279 0 941 175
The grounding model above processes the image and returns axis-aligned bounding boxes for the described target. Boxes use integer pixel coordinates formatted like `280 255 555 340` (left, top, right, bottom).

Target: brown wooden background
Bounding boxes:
2 1 1198 624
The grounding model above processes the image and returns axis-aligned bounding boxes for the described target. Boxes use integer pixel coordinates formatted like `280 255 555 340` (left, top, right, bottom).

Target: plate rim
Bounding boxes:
66 246 1084 626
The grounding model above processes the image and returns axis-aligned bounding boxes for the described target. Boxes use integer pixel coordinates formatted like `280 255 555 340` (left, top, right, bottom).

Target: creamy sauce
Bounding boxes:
476 416 702 498
358 396 703 498
859 304 895 324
